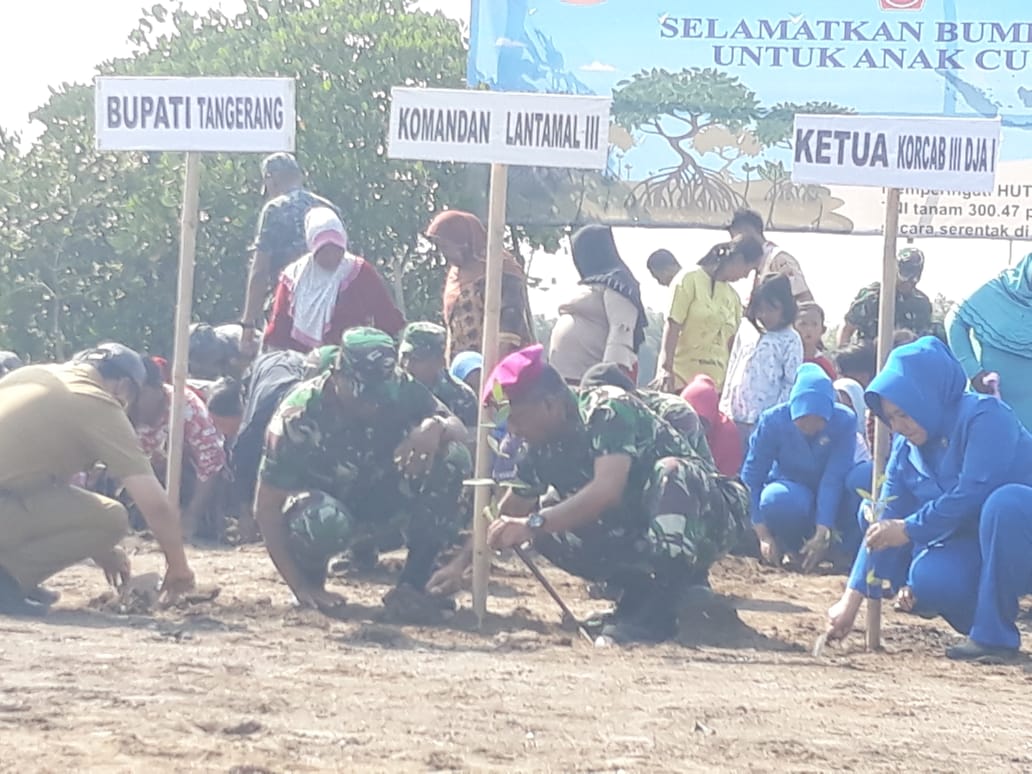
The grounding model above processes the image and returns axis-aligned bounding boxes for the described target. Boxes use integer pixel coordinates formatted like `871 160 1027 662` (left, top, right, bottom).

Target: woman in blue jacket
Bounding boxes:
741 363 860 572
827 337 1032 660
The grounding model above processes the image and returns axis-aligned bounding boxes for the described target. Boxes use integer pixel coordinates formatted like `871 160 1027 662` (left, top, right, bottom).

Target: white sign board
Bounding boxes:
388 88 611 170
791 114 1001 194
95 77 296 152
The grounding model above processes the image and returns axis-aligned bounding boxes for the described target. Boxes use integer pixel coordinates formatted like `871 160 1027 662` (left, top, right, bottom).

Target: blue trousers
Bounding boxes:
840 462 873 558
850 484 1032 646
758 480 814 552
758 462 870 554
970 484 1032 649
848 529 980 633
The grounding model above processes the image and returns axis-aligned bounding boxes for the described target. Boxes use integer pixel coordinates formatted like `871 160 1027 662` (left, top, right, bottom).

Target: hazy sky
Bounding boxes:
2 0 1024 333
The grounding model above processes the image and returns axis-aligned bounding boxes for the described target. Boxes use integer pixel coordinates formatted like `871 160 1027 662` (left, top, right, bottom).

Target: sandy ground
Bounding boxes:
1 539 1030 773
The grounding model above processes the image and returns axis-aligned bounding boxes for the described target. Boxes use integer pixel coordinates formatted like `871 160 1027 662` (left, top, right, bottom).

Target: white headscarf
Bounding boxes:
834 377 867 436
280 207 360 349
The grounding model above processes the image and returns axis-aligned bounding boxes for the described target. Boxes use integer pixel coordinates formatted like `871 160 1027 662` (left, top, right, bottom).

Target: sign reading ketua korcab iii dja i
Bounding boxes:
791 114 1002 193
388 88 611 170
95 77 296 152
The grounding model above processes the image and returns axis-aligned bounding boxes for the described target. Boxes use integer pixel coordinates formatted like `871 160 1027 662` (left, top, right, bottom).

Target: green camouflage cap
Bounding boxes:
304 345 340 379
399 322 447 360
897 247 925 278
334 327 399 402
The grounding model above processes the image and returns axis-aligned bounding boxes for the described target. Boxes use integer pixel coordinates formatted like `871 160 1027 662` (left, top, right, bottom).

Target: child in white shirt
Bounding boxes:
721 273 804 447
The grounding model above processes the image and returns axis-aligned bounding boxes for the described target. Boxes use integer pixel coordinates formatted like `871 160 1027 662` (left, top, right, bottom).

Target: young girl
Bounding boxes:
721 273 804 446
796 302 836 379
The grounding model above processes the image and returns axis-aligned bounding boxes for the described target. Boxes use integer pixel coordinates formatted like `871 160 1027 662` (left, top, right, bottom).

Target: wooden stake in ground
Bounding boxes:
165 152 203 508
866 186 901 651
471 163 509 625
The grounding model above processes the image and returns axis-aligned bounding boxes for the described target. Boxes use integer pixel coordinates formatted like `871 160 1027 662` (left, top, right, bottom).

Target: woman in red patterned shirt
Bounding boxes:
131 358 227 539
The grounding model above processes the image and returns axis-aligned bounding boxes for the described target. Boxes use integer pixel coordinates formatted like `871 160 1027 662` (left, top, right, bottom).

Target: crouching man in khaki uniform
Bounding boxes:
0 343 195 615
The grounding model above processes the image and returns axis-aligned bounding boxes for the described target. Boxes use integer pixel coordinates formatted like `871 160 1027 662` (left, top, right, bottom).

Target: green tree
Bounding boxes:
612 67 759 212
0 0 478 360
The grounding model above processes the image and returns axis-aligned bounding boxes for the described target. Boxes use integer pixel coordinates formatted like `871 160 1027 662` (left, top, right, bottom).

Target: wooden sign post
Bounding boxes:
866 186 901 651
94 76 296 508
166 152 203 505
388 87 611 625
793 113 1001 651
471 163 510 621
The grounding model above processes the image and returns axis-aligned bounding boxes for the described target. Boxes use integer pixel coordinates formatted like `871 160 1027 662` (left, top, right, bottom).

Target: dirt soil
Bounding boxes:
1 540 1031 773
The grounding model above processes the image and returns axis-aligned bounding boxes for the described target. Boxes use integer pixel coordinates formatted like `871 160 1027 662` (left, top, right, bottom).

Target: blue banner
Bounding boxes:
468 1 1032 238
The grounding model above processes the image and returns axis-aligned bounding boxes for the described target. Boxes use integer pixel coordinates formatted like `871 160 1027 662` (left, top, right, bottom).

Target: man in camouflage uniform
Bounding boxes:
399 323 479 429
480 346 748 643
838 248 934 345
253 328 471 614
579 363 714 466
240 153 341 353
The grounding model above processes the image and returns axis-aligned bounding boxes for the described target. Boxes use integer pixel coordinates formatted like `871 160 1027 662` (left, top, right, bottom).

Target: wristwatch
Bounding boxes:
527 512 548 536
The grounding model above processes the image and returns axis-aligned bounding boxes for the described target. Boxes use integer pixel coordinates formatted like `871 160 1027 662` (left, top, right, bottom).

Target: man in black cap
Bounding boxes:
0 343 195 615
240 153 340 354
838 247 934 345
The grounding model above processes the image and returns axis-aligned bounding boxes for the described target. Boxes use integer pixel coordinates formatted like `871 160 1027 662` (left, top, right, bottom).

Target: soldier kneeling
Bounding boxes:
253 328 471 615
433 345 748 644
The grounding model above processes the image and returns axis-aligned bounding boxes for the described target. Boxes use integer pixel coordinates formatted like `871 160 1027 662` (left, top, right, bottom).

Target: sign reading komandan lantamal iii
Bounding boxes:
388 88 611 169
468 0 1032 239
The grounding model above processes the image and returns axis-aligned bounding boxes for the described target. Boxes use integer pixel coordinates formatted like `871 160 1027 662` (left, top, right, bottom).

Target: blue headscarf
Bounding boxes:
450 351 483 382
865 337 967 441
789 363 835 421
952 253 1032 356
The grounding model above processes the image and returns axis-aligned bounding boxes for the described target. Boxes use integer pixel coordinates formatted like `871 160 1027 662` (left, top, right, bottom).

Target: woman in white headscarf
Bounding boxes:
264 207 404 352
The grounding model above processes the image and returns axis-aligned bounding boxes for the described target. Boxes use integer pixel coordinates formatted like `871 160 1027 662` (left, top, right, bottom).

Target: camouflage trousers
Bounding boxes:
534 456 748 588
284 441 472 588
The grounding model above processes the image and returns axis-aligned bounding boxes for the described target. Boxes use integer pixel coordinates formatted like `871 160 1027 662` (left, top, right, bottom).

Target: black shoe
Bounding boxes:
597 584 678 645
945 637 1020 663
599 613 676 645
26 586 60 606
348 539 380 572
0 569 49 618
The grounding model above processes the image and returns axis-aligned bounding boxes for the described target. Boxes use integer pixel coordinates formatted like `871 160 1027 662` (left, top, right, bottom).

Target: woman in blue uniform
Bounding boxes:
741 364 860 572
826 337 1032 660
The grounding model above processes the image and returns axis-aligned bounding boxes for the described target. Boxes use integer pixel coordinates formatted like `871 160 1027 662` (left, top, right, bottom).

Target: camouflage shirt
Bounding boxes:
253 187 341 278
636 390 714 466
259 371 439 500
844 283 933 341
511 386 697 527
431 371 479 428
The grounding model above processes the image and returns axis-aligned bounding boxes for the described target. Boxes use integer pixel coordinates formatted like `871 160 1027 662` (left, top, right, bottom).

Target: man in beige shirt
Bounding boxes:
729 209 814 302
0 343 195 615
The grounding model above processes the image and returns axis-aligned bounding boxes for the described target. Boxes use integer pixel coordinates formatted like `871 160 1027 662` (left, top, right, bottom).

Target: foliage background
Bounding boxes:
0 0 483 361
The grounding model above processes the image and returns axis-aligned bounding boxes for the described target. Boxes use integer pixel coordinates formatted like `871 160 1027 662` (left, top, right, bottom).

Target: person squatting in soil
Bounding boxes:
740 363 869 573
827 337 1032 661
253 327 472 614
435 344 749 644
0 343 196 615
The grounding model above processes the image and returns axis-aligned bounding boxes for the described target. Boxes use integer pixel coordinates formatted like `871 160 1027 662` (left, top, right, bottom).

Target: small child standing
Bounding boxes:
795 302 836 379
721 273 804 446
